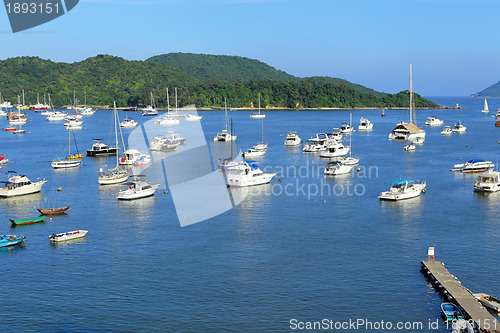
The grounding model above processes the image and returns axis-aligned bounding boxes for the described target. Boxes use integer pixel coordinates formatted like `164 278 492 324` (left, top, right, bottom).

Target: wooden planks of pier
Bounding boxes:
422 260 500 333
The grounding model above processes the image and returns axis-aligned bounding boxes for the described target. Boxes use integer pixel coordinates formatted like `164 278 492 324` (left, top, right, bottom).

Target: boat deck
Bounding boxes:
422 260 500 332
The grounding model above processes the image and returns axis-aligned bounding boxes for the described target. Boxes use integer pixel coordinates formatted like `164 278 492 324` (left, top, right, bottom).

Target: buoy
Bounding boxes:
182 215 185 219
164 191 169 194
466 145 469 147
357 168 361 172
422 188 427 193
50 218 52 222
57 187 63 192
277 178 282 182
73 210 75 212
429 255 434 261
323 200 326 204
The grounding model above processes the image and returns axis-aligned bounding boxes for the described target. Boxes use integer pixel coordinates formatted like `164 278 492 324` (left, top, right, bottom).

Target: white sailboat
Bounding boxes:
214 98 237 142
168 87 185 119
51 130 83 169
482 99 490 113
142 92 159 116
98 102 129 185
250 94 266 119
388 65 425 141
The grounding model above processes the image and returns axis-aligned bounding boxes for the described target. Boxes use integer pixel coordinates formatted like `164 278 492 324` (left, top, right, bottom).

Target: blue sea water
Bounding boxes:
0 97 499 332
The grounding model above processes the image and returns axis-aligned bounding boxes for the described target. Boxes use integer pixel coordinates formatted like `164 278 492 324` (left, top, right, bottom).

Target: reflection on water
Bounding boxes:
49 236 88 249
0 192 44 216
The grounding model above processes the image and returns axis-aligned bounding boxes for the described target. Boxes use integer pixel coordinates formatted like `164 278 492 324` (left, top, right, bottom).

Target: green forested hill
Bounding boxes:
146 53 296 83
474 81 500 97
0 54 439 109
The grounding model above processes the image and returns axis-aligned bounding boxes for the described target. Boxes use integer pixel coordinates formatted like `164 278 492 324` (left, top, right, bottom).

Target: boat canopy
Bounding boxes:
395 122 423 134
467 159 486 163
387 178 414 185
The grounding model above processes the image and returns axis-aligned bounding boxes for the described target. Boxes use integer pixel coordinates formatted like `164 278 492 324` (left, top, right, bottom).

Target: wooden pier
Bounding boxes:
421 260 500 333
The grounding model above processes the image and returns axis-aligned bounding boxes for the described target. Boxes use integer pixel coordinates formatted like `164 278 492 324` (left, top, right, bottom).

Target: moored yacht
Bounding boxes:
378 178 426 201
117 176 160 200
0 172 47 197
225 161 275 187
340 123 354 134
452 121 467 133
284 131 301 146
242 148 265 158
425 116 444 126
450 160 495 173
119 148 151 166
302 133 330 152
441 126 452 135
474 170 500 192
46 111 68 121
214 129 237 142
324 161 353 176
86 139 118 157
358 118 373 131
319 140 350 158
149 136 179 152
120 116 138 128
185 114 202 121
155 116 180 125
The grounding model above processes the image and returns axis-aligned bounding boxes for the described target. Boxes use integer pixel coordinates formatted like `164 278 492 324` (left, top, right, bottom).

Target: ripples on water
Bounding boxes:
1 97 499 332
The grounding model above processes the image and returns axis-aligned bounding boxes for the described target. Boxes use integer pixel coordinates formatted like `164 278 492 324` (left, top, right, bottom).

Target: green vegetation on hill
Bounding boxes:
0 54 439 109
474 81 500 97
146 53 296 83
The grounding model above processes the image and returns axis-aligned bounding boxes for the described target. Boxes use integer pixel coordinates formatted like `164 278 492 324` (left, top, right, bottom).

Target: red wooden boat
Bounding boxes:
4 127 16 131
37 206 70 215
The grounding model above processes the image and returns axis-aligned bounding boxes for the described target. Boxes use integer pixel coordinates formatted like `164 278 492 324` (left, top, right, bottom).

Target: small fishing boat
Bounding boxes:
473 293 500 313
37 206 70 215
473 170 500 192
425 116 444 126
4 127 16 131
358 117 373 131
450 160 495 173
117 176 159 200
378 178 426 201
49 230 88 242
284 131 301 146
404 143 416 151
451 319 474 333
13 128 25 134
0 154 9 166
0 234 26 247
324 161 353 176
10 215 46 226
441 303 464 322
441 126 452 135
452 121 467 133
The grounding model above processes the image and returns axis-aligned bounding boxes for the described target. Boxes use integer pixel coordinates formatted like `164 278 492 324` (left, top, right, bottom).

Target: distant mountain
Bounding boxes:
146 53 296 83
303 76 387 98
474 81 500 97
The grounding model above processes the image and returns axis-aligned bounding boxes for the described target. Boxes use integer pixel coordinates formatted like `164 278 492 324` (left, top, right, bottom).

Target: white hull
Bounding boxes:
156 118 180 125
378 183 426 201
10 119 27 125
117 184 159 200
242 150 265 158
358 125 373 131
324 164 353 175
319 147 350 158
49 230 88 242
214 135 237 142
51 160 81 169
0 180 46 197
120 123 138 128
227 173 275 187
250 114 266 119
388 132 426 141
98 172 129 185
185 114 202 121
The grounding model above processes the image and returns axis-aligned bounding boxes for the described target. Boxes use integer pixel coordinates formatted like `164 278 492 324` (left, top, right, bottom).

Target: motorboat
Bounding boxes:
9 113 27 125
10 216 46 226
141 106 158 116
324 161 353 176
330 128 343 141
0 154 10 166
0 109 8 116
46 111 68 121
336 156 359 165
87 139 118 157
302 133 330 152
40 110 55 116
319 140 350 158
451 319 474 333
66 113 83 119
242 148 265 158
218 158 240 170
358 118 373 131
404 143 416 151
79 107 95 115
0 234 25 247
149 136 179 152
185 114 202 121
496 112 500 127
166 130 186 145
340 123 354 134
425 116 444 126
253 143 268 151
452 121 467 133
117 176 160 200
440 303 464 323
250 93 266 118
0 172 47 197
473 293 500 313
119 148 151 166
441 126 452 135
225 161 275 187
49 230 88 242
284 131 301 146
64 116 83 129
155 116 180 125
450 160 494 173
214 129 237 142
13 127 25 134
120 116 138 128
378 178 426 201
413 137 425 145
473 170 500 192
3 127 16 132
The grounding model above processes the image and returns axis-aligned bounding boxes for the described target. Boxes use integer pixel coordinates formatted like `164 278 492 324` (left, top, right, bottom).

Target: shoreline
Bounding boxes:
82 105 465 111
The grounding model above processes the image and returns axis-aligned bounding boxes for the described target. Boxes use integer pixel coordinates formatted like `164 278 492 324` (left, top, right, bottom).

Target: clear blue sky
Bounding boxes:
0 0 498 96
